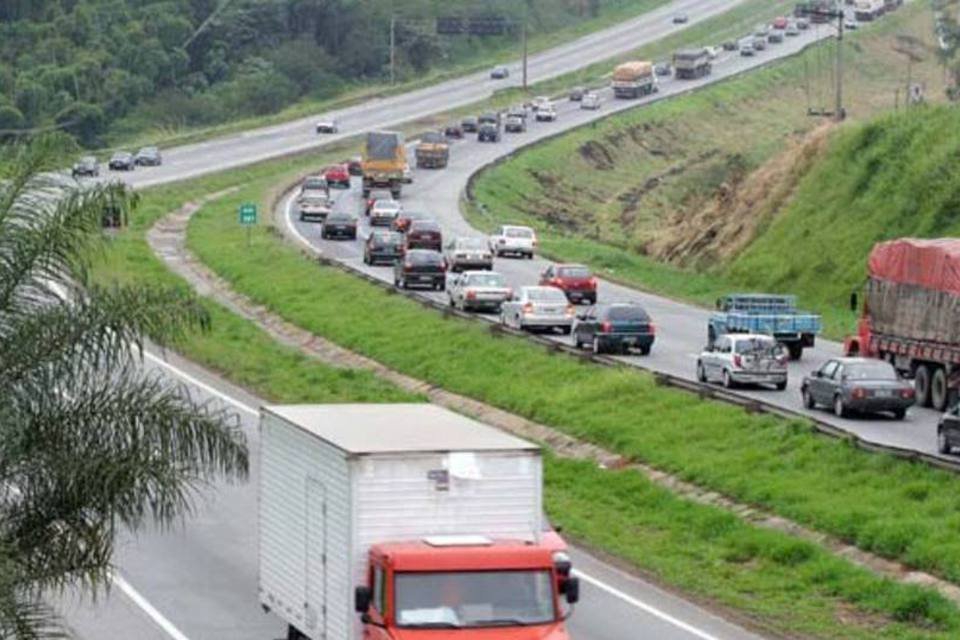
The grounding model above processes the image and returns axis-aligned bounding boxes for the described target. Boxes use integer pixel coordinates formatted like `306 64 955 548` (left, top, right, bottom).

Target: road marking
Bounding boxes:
144 351 259 417
112 573 193 640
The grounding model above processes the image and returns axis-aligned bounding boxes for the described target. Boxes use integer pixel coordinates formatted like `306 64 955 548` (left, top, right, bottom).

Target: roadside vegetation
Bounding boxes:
469 2 946 338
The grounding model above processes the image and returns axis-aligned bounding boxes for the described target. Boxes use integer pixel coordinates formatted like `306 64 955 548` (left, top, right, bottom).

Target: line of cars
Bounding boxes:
71 146 162 177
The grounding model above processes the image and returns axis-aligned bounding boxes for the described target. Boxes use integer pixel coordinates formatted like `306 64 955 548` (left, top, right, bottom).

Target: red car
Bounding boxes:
540 263 598 304
346 156 363 176
323 163 351 189
392 211 432 234
405 220 443 251
772 16 788 29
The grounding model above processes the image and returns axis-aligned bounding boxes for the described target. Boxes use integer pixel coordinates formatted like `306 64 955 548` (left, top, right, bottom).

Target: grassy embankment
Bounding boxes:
469 2 945 338
91 146 960 639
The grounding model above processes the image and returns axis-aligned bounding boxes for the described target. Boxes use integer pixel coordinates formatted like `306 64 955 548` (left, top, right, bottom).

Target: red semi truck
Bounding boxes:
259 404 579 640
845 238 960 411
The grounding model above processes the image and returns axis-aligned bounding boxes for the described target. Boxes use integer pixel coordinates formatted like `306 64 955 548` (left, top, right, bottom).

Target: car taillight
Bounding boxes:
901 388 915 399
588 277 597 289
648 323 656 335
733 354 742 368
466 290 477 300
852 387 867 399
600 321 612 333
523 303 534 314
552 278 563 287
404 262 413 271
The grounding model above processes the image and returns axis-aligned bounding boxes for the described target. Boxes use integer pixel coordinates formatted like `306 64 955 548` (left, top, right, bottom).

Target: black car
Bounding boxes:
569 86 586 101
364 231 405 265
801 358 915 420
405 220 443 252
672 12 689 23
461 116 479 133
134 146 162 166
938 405 960 455
71 156 99 178
573 303 655 355
394 249 447 290
654 62 672 76
490 66 509 79
478 123 501 143
320 211 358 240
108 152 135 171
444 123 464 139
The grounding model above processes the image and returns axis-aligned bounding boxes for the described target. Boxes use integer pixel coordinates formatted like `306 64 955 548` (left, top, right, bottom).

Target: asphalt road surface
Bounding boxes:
284 6 953 463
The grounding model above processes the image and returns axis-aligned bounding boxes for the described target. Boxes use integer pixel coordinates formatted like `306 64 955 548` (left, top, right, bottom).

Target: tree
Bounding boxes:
54 101 105 147
0 135 249 639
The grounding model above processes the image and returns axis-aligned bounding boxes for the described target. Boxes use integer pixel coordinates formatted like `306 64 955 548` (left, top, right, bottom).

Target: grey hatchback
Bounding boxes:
801 358 915 420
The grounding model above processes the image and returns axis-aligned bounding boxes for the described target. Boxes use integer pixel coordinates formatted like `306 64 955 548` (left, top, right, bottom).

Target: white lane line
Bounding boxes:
112 573 192 640
144 351 259 417
575 570 722 640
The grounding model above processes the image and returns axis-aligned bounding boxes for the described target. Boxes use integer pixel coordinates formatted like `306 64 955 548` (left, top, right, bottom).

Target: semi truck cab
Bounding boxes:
355 537 578 638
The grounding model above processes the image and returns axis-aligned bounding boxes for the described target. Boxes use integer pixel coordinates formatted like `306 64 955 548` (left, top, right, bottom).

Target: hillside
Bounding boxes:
0 0 663 148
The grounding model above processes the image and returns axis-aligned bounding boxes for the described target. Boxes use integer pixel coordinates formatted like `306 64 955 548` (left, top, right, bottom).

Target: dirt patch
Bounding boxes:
578 140 616 170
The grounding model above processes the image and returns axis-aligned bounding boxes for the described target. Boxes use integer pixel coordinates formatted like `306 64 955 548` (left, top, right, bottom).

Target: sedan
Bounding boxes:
134 146 162 166
581 93 602 110
445 237 493 272
535 106 557 122
364 230 405 265
490 66 510 79
394 249 446 290
72 156 99 178
490 225 536 259
392 211 432 234
573 303 655 355
316 119 339 134
801 358 915 420
938 405 960 455
365 189 395 216
320 211 358 240
301 175 328 196
500 286 574 334
405 220 442 251
448 271 512 312
569 87 586 101
369 199 402 227
786 23 800 36
298 194 331 222
655 62 673 76
461 116 479 133
323 164 351 189
672 12 689 23
444 123 464 138
505 115 526 133
108 152 135 171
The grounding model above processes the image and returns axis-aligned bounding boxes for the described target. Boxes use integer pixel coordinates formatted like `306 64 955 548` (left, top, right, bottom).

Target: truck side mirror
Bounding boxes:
849 292 858 313
354 586 372 613
564 577 580 604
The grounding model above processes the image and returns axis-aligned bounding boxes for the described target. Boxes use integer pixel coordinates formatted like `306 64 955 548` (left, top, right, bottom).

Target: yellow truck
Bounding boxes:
414 131 450 169
611 61 656 98
362 131 407 199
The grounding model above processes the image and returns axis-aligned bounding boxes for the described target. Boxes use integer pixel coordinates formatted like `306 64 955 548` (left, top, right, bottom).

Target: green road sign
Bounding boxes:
239 202 258 225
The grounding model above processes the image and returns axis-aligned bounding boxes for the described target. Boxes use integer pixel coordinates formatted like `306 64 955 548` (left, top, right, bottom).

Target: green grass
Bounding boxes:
183 163 960 591
470 2 944 339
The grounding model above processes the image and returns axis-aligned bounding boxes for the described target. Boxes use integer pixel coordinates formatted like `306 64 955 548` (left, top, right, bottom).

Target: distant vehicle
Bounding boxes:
672 48 711 79
786 23 801 36
709 294 821 360
507 105 529 120
535 104 558 122
445 237 493 272
365 189 394 215
796 17 810 29
740 38 756 55
363 230 405 265
768 30 784 43
298 193 332 222
581 92 602 110
697 334 787 390
938 405 960 455
394 249 447 290
505 115 527 133
134 146 162 166
415 131 449 169
721 40 738 51
854 0 882 21
612 61 656 98
530 96 552 111
478 112 500 125
323 163 351 189
315 119 338 134
300 175 328 196
540 263 597 304
448 271 512 312
573 302 655 355
654 62 672 76
501 286 574 334
320 211 358 240
802 358 915 420
672 12 689 23
753 24 770 38
108 152 135 171
346 156 363 176
444 123 464 138
569 86 586 101
772 15 789 29
704 45 719 59
477 120 502 142
489 225 537 259
844 18 858 30
405 219 442 252
71 156 99 178
369 199 402 227
490 65 510 79
753 36 767 51
461 116 479 133
391 210 432 234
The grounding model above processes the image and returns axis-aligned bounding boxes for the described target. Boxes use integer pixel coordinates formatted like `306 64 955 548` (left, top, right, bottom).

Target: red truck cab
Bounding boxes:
355 537 578 639
540 264 598 305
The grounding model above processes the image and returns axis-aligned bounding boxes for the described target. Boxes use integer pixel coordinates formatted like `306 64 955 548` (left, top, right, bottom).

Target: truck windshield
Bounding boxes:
394 570 556 628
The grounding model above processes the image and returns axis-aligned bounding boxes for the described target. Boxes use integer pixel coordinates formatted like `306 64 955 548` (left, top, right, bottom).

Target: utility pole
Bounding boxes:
805 4 846 121
390 14 396 85
522 2 529 91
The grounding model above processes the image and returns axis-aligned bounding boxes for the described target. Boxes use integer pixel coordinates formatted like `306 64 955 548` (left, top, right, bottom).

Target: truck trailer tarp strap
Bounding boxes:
868 238 960 296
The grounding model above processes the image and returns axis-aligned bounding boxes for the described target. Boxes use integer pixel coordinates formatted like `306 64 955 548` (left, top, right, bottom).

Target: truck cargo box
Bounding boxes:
259 404 543 640
365 131 405 161
612 60 653 81
867 238 960 344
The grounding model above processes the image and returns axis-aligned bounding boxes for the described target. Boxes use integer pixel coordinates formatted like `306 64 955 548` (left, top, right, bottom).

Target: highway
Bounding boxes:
281 5 953 462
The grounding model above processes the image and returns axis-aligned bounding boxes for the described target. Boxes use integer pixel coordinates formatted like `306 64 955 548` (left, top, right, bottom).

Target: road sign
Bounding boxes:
239 202 257 225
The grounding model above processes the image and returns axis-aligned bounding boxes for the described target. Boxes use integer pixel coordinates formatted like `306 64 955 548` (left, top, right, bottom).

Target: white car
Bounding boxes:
315 119 338 134
489 225 537 259
531 96 552 111
500 286 574 333
739 38 756 56
298 193 332 222
535 106 558 122
844 18 858 30
444 237 494 272
448 271 512 312
696 333 788 390
369 199 402 226
580 92 602 110
704 46 719 59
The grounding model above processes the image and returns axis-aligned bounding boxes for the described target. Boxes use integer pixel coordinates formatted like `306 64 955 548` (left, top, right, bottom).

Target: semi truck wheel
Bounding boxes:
931 366 949 412
914 364 932 408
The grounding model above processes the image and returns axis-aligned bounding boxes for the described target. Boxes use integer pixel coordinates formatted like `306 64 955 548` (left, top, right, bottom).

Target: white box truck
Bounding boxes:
258 404 580 640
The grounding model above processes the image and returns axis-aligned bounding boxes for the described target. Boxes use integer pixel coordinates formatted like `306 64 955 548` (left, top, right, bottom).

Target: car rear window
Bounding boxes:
528 288 566 302
302 197 328 205
371 233 400 246
557 266 590 278
466 274 505 287
505 228 533 238
844 363 898 381
733 338 778 354
408 251 443 265
411 221 440 232
607 306 649 321
327 213 353 222
457 238 486 250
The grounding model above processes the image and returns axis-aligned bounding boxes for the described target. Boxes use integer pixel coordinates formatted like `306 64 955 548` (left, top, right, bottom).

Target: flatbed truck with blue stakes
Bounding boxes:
708 294 822 360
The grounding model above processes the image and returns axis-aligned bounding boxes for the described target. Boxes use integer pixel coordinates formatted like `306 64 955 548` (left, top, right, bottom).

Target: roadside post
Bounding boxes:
239 202 257 247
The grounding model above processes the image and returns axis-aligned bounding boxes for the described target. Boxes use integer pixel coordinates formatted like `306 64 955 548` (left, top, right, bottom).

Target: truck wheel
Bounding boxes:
787 343 803 360
931 366 949 412
914 364 932 408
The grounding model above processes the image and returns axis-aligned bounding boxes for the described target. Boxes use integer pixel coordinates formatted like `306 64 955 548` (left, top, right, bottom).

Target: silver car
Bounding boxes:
500 286 574 334
370 199 402 226
448 271 512 312
696 334 788 390
445 237 493 272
